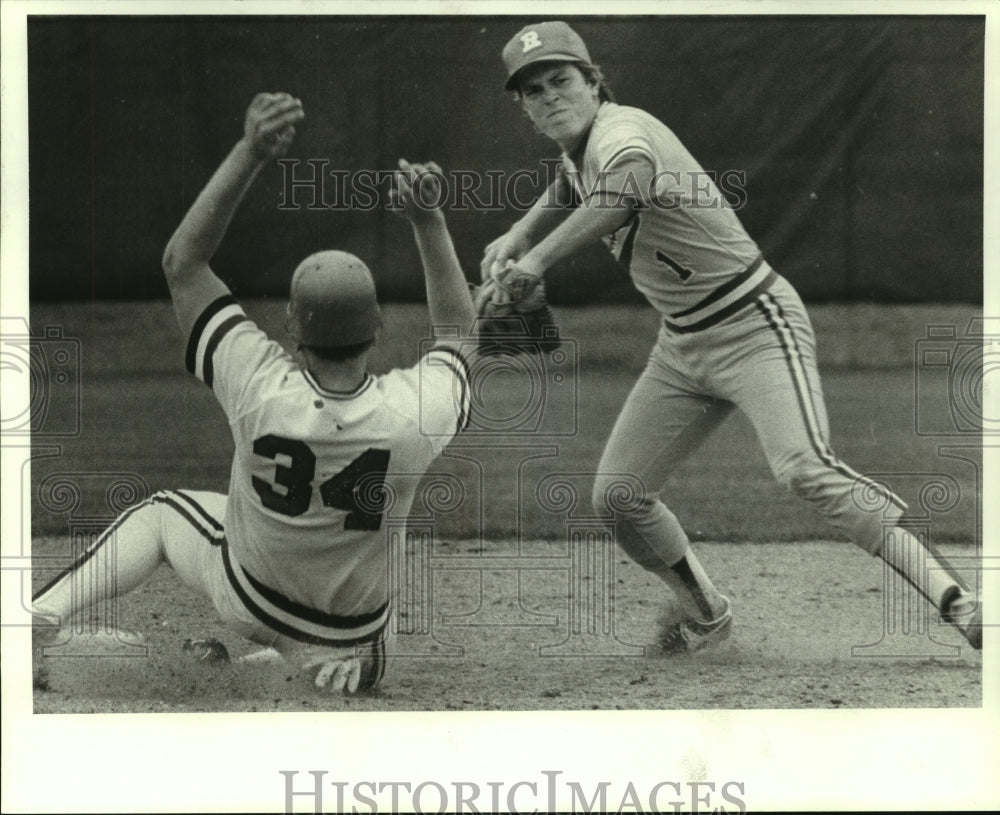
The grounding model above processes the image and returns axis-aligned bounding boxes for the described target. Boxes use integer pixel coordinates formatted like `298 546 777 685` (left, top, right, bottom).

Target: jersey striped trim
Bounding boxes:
571 146 656 202
617 212 642 272
32 490 223 602
755 293 907 514
599 144 656 184
221 541 391 647
426 346 472 432
302 370 375 400
664 255 772 333
167 490 225 541
186 294 249 388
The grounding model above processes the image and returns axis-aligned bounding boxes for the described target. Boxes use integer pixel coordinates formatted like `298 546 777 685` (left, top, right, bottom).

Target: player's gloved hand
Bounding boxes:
390 159 446 225
470 258 560 355
490 260 544 308
243 92 305 162
481 228 532 282
301 650 363 695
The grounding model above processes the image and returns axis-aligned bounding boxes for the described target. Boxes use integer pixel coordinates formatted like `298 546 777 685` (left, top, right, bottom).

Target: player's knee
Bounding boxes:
591 474 649 520
120 491 169 530
772 452 825 501
591 478 612 518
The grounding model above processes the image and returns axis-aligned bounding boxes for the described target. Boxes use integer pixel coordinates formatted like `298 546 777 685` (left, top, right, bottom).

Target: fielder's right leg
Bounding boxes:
591 352 734 651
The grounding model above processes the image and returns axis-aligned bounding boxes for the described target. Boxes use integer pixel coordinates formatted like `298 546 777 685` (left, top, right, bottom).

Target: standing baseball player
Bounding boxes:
32 92 477 693
483 22 982 651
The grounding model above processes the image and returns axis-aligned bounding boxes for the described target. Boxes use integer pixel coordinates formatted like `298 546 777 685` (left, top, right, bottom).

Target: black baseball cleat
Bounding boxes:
940 586 982 651
183 638 231 664
659 595 733 654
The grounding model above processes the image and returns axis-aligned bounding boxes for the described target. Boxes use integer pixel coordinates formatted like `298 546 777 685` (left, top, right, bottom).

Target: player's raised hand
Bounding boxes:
243 92 305 161
481 229 532 281
390 159 446 224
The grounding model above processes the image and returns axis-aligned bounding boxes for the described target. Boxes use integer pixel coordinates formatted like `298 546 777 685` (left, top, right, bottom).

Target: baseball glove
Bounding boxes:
471 264 561 355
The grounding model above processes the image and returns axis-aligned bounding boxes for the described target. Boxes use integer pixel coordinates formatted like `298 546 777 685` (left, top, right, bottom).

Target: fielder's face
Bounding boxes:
518 63 600 151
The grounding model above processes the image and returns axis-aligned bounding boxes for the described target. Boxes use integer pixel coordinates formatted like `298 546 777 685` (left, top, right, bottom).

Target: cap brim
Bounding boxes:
504 55 590 91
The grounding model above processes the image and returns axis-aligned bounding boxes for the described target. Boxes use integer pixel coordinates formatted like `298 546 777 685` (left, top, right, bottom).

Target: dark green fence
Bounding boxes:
28 15 983 304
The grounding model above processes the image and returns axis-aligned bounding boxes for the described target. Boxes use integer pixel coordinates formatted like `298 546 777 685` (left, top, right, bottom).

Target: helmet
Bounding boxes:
287 250 382 348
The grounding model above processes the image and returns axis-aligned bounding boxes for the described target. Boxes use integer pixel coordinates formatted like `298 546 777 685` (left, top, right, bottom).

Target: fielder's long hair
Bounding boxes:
579 63 616 104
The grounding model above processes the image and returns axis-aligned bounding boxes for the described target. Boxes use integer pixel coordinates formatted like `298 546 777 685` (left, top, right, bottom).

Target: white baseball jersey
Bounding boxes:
186 294 469 646
562 102 771 332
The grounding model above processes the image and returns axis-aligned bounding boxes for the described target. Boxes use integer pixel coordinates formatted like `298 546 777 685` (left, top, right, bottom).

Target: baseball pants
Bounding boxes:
591 271 906 570
32 489 386 688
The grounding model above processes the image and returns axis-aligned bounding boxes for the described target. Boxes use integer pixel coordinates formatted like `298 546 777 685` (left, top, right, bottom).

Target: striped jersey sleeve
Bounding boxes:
563 109 657 205
588 107 656 190
185 294 286 420
424 346 471 435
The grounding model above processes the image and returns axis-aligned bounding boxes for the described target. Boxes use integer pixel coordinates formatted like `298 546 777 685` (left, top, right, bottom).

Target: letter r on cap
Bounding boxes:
520 31 542 53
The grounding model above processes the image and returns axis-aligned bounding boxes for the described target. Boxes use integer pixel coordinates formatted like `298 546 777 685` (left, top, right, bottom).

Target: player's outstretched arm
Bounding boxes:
480 177 574 281
494 154 655 282
162 92 304 339
391 159 476 350
510 194 634 279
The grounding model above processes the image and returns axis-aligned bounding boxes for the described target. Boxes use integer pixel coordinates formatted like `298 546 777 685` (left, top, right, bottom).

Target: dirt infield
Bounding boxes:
16 300 988 812
32 538 981 713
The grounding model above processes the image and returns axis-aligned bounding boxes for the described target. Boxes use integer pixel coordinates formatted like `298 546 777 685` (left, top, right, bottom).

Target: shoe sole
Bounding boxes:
683 616 733 653
660 598 733 654
963 604 982 651
941 590 983 651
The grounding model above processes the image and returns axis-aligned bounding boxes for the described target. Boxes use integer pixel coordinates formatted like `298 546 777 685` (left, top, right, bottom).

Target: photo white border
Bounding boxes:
2 1 997 812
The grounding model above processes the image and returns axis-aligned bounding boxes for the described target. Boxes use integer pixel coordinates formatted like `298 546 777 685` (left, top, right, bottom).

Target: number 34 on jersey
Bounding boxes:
252 436 391 531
